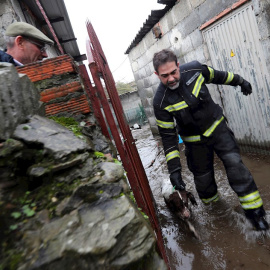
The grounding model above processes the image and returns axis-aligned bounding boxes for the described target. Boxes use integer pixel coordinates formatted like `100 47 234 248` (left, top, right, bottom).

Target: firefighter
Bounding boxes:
153 49 269 231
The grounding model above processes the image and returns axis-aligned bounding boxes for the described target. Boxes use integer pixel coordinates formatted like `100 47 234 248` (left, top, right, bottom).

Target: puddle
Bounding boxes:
132 124 270 270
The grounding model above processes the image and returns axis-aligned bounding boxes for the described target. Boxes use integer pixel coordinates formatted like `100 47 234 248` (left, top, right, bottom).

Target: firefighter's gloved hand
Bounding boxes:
240 79 252 96
170 170 186 191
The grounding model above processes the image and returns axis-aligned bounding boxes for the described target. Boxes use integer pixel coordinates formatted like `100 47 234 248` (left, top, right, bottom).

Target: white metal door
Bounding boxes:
202 3 270 152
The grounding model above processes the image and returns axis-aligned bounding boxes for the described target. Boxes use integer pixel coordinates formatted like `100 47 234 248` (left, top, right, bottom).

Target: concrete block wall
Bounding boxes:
253 0 270 76
128 0 270 134
118 91 142 112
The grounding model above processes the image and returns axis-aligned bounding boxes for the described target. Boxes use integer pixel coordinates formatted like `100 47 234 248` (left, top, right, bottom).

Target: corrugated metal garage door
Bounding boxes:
202 3 270 154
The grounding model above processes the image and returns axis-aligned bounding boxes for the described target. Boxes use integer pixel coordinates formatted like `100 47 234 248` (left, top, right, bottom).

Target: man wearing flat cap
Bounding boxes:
0 22 54 66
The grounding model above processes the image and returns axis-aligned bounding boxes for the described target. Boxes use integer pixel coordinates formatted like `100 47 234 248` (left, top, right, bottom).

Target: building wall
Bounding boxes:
118 91 142 112
0 0 22 49
128 0 270 140
109 91 144 126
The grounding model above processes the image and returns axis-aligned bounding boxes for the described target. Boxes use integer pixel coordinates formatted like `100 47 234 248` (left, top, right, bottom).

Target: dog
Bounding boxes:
162 179 199 238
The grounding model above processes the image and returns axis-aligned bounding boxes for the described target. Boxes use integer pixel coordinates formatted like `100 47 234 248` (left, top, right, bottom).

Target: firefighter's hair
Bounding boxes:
153 49 177 73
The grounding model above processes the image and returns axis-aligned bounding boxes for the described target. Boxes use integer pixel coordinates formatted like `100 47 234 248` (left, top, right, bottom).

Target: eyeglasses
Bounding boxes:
24 38 46 53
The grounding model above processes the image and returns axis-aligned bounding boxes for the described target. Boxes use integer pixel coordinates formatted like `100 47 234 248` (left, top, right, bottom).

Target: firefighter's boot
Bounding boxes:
244 206 269 231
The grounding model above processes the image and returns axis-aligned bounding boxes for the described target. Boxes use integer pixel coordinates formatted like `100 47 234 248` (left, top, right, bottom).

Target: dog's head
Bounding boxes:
165 190 191 220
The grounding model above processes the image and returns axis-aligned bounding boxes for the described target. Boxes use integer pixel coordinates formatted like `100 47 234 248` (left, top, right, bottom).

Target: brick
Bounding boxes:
146 97 153 107
179 35 193 56
148 116 158 129
195 45 206 64
203 43 211 62
144 31 156 50
133 71 140 81
131 60 139 73
40 82 82 102
145 87 154 98
136 79 144 91
144 77 151 88
171 0 192 24
184 49 197 63
257 10 270 39
166 8 177 30
138 67 146 80
176 10 201 39
169 28 183 51
190 29 203 49
190 0 206 9
17 55 76 82
198 0 236 25
144 64 152 77
156 33 172 51
17 55 92 118
145 108 155 119
149 73 160 87
138 39 147 56
145 43 158 64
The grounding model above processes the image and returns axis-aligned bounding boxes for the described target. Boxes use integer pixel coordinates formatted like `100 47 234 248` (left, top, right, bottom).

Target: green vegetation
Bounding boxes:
0 250 23 270
94 151 105 158
9 191 36 231
49 116 83 137
115 81 136 95
129 192 149 220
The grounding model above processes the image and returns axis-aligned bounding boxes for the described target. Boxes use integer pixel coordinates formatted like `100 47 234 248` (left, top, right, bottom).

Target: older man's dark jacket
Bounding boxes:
0 50 19 66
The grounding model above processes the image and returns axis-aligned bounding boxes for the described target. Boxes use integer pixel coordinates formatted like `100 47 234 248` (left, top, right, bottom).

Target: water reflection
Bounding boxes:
132 124 270 270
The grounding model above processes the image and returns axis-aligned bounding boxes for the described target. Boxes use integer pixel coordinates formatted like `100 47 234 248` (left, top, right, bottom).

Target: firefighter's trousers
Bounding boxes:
185 121 260 206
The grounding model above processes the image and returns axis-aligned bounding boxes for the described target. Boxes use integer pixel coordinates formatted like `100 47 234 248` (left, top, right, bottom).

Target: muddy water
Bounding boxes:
132 124 270 270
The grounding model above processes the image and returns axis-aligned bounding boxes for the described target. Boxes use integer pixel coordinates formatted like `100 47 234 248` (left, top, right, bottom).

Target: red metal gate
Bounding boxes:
84 20 169 268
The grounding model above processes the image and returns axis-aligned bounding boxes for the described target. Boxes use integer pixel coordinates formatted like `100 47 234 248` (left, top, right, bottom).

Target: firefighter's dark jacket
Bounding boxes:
153 61 242 174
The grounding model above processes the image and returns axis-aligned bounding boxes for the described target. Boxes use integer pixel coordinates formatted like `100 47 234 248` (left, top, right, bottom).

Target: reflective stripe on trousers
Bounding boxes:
239 190 263 210
181 116 224 142
202 192 219 204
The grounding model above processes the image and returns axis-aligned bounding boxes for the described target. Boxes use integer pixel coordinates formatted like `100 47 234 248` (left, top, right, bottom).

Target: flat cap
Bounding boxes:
6 22 54 45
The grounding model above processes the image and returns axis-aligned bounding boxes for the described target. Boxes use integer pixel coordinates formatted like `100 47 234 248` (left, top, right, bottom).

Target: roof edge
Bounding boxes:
125 0 177 54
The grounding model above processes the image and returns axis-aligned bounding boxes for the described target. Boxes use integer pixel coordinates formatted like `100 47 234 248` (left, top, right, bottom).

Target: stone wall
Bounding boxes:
0 64 167 269
0 63 44 140
128 0 270 134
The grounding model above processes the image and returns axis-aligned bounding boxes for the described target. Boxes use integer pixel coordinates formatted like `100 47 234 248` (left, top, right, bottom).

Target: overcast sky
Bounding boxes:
64 0 164 83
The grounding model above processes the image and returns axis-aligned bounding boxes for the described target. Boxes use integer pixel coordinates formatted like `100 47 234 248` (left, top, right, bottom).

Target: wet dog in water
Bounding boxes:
162 180 197 219
162 179 199 238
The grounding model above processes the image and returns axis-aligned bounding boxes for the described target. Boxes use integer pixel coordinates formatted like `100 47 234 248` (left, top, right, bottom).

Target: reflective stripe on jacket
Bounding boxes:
153 60 242 173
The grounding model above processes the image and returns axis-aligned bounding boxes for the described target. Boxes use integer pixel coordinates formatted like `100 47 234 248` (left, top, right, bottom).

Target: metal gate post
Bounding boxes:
78 64 111 140
88 61 148 212
86 20 170 268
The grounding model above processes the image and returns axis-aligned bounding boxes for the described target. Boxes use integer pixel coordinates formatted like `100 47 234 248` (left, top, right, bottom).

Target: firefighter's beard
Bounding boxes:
167 80 180 90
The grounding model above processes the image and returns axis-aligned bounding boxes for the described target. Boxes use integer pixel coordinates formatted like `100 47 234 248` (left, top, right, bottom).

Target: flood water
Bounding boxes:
132 124 270 270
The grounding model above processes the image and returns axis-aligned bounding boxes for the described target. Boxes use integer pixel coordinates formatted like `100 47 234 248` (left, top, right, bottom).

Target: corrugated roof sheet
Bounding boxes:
20 0 86 61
